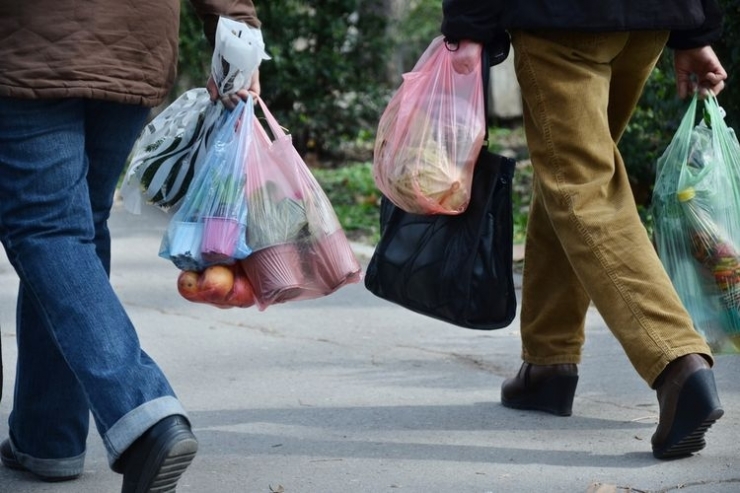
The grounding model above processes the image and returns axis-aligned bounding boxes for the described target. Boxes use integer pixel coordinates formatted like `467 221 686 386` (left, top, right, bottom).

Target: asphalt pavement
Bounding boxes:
0 199 738 493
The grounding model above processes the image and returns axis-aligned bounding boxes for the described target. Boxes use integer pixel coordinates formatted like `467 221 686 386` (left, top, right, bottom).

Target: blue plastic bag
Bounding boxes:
159 97 254 271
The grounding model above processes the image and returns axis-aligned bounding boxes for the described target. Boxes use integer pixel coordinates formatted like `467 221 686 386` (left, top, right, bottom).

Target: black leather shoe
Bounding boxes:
501 362 579 416
116 415 198 493
0 439 80 482
652 354 723 460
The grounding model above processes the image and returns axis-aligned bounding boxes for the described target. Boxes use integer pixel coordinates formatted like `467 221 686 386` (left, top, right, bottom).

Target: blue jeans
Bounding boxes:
0 98 188 476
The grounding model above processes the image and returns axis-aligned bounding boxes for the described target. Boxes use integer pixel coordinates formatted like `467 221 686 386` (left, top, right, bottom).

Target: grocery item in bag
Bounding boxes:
373 36 485 215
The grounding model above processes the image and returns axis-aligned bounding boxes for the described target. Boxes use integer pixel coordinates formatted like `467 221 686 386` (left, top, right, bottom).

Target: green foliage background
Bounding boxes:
177 1 396 162
714 0 740 131
256 1 390 159
174 0 740 240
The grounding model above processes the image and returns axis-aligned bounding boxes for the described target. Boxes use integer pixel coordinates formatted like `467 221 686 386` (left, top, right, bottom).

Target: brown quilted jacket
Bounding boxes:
0 0 260 107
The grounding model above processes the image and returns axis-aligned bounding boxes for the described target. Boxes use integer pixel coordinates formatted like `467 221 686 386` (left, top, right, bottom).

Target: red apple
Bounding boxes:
227 264 256 307
177 270 201 302
199 265 235 303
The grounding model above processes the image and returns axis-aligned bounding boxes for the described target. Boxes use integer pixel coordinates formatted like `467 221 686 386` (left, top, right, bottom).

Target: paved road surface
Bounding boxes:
0 200 738 493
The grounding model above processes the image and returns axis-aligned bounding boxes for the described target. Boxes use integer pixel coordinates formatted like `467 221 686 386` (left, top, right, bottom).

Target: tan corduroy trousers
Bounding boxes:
510 30 712 387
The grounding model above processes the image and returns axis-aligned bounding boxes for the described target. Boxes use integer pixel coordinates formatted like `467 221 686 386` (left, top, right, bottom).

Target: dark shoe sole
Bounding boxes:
501 374 578 416
122 430 198 493
1 439 80 482
652 370 724 460
1 440 22 470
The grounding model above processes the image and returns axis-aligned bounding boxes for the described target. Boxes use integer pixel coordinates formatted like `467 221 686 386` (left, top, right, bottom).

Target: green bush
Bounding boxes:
176 2 211 94
311 162 380 244
714 0 740 131
387 0 444 81
255 1 392 162
175 1 394 164
173 1 739 239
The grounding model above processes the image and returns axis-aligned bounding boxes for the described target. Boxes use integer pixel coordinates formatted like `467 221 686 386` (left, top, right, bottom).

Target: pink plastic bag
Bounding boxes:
374 36 486 215
240 98 362 310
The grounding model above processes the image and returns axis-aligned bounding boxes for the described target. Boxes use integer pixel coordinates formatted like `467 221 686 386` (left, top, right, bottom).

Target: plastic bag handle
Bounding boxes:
704 92 740 204
655 93 699 182
254 96 288 142
481 48 490 147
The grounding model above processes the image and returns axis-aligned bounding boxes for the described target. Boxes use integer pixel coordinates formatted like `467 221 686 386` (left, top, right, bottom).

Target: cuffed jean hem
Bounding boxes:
8 438 85 478
104 396 188 468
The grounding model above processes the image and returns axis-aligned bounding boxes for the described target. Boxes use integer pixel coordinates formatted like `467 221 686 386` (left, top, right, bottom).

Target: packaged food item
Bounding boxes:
678 187 740 348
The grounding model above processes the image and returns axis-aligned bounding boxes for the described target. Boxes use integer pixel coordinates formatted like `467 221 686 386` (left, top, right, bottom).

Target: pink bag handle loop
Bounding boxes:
254 96 288 142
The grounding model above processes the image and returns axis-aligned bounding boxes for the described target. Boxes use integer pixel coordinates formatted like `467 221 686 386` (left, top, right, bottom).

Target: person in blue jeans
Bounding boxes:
0 1 261 490
442 0 728 460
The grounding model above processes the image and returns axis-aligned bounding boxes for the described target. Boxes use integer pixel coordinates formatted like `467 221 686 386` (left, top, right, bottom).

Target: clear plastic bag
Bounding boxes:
121 88 224 213
159 98 254 271
238 97 362 310
373 36 486 215
652 94 740 353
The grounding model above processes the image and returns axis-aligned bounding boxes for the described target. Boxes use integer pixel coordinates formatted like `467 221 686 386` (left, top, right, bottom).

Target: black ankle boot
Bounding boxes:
652 354 723 459
115 415 198 493
501 362 578 416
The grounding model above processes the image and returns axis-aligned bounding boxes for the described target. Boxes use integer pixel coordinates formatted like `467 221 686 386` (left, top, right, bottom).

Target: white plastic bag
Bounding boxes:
121 88 224 213
211 17 270 97
122 18 269 213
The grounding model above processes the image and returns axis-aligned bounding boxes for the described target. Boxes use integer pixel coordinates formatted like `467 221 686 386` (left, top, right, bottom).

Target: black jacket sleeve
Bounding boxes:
667 0 723 49
441 0 501 44
441 0 510 65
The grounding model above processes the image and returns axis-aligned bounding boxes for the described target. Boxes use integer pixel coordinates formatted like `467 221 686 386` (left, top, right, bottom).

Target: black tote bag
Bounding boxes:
364 147 517 330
